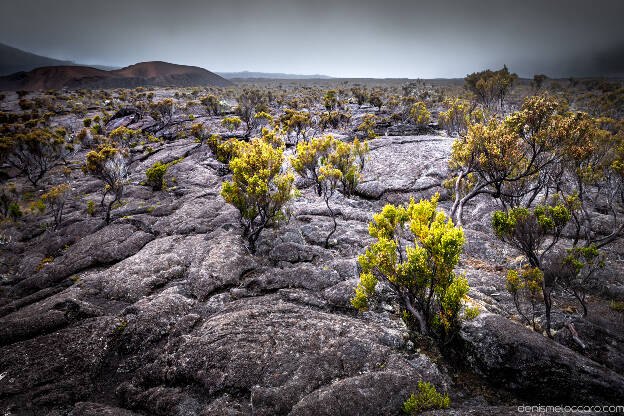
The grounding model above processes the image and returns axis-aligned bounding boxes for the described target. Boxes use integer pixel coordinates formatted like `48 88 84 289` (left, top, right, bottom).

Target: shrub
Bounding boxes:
320 111 351 131
410 102 430 127
109 127 139 147
8 202 22 220
221 138 297 253
207 135 241 164
402 381 450 414
326 140 364 196
357 114 377 139
558 245 605 316
235 88 268 138
351 138 370 170
323 90 338 111
438 98 483 136
145 158 182 191
190 122 207 143
87 200 95 216
222 117 242 132
464 65 517 110
40 184 71 229
449 95 566 226
492 200 571 335
0 182 19 218
352 194 477 340
451 95 624 333
318 163 342 248
505 267 544 331
82 144 128 223
18 99 34 110
532 74 548 90
200 94 220 115
280 109 312 145
369 92 383 111
291 136 334 196
351 86 369 106
0 128 68 185
611 300 624 312
146 162 169 191
149 99 174 124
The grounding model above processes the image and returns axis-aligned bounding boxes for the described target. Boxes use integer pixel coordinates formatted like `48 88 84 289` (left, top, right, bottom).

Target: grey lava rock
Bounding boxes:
459 313 624 404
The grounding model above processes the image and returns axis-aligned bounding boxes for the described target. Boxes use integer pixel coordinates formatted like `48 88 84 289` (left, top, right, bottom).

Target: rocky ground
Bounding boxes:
1 106 624 415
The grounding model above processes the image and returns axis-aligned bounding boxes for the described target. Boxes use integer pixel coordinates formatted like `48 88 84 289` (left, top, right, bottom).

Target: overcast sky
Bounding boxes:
1 0 623 78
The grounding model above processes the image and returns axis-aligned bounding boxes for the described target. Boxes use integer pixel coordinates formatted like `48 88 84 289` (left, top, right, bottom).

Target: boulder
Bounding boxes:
459 313 624 404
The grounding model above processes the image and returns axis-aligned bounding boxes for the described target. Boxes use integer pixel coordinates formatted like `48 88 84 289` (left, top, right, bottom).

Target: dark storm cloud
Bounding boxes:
1 0 623 78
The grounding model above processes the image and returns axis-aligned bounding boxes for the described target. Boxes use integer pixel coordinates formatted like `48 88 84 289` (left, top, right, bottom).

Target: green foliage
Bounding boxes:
505 267 544 330
109 126 139 146
323 90 338 111
200 94 220 115
351 86 369 106
357 114 377 139
222 116 242 131
492 201 570 267
402 381 450 414
492 197 574 335
447 94 608 229
40 184 70 228
116 317 128 332
611 300 624 312
0 128 68 185
146 162 169 191
8 202 22 219
464 65 518 109
409 102 431 128
352 194 472 339
369 92 383 111
558 244 605 316
291 136 368 198
87 199 95 216
318 163 343 247
30 199 46 215
145 158 183 191
291 135 334 196
280 109 312 144
82 143 128 223
207 135 242 164
438 98 484 136
221 138 297 252
351 272 378 311
320 111 351 131
326 140 363 196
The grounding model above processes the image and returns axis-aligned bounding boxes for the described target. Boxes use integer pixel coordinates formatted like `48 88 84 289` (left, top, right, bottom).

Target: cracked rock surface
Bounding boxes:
1 131 623 416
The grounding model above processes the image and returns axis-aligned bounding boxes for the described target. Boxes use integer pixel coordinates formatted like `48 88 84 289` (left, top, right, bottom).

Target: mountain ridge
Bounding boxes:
217 70 332 79
0 60 233 91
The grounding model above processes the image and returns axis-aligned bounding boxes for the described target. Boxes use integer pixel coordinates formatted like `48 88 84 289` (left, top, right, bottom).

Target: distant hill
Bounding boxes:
217 71 332 79
0 42 75 75
0 61 233 91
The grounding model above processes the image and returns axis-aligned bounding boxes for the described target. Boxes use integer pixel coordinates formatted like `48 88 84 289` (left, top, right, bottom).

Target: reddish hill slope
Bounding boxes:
0 61 233 91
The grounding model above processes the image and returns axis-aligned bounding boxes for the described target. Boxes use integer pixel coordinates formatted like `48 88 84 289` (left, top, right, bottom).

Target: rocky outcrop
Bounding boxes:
459 313 624 404
1 124 623 416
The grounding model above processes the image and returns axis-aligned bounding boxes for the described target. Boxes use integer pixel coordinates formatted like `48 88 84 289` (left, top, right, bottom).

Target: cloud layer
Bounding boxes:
1 0 623 78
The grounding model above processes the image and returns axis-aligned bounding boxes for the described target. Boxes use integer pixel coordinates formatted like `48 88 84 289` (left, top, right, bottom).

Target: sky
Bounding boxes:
1 0 623 78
